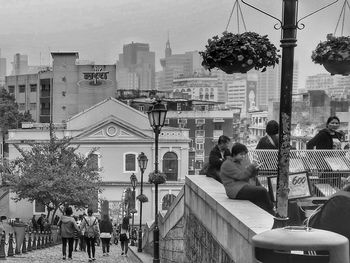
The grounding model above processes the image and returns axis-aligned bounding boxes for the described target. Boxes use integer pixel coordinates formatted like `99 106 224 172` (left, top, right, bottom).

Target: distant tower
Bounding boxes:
165 32 172 58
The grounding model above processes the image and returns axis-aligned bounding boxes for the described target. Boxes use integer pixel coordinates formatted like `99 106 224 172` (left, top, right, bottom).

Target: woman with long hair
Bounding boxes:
80 209 100 262
99 214 113 256
119 215 130 256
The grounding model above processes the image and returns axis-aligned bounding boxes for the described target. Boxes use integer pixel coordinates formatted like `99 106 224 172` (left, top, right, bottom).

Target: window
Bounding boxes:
196 143 204 150
214 123 222 130
162 152 178 181
177 103 181 111
19 103 26 110
87 153 99 171
19 85 25 93
34 200 46 213
30 103 36 110
8 86 15 94
124 153 136 172
30 84 37 92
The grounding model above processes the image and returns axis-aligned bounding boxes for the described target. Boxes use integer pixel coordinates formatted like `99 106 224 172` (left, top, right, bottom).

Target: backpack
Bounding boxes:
84 217 98 238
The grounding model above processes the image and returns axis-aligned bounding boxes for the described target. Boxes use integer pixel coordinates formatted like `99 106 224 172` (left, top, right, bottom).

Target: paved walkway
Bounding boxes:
1 243 131 263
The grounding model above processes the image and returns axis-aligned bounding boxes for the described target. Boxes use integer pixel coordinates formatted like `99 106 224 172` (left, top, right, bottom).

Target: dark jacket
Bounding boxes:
256 135 278 149
207 145 230 183
59 215 79 238
306 129 343 149
99 220 113 234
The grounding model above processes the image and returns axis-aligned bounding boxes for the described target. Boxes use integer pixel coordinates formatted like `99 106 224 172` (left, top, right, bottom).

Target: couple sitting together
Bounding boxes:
207 135 274 215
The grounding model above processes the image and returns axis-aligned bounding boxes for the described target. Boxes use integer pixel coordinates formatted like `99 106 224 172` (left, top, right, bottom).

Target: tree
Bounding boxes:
0 88 34 132
1 127 102 223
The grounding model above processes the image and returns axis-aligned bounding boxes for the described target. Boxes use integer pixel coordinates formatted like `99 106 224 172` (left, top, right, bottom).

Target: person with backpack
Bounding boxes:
58 206 79 260
80 209 100 262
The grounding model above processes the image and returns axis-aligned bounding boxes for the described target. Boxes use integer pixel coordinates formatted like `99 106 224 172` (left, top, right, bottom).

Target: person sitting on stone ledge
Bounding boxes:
206 135 231 183
220 142 274 215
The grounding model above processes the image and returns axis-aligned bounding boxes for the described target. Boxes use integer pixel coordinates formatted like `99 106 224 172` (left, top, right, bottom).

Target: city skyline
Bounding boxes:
0 0 349 87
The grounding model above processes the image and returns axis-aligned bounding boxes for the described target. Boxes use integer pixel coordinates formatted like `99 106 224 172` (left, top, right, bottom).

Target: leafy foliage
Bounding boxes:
0 88 34 132
1 129 102 220
148 172 166 185
312 34 350 64
199 31 280 73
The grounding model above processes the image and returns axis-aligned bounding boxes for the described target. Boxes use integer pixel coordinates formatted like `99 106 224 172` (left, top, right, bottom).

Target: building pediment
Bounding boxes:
73 118 152 142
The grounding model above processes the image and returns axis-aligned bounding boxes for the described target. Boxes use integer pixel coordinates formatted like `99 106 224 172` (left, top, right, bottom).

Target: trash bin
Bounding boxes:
13 223 27 254
252 226 349 263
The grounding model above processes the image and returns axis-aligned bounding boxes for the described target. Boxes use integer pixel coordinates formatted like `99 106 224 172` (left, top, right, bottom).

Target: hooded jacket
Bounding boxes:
59 215 78 238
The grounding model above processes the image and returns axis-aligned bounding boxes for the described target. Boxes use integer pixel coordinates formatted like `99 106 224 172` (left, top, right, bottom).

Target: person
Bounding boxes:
206 135 231 183
59 206 79 260
31 215 38 232
119 215 130 256
80 209 100 262
308 183 350 257
112 223 119 245
73 216 80 252
79 214 86 252
37 214 46 232
256 120 279 149
220 142 274 214
99 214 113 256
306 116 344 149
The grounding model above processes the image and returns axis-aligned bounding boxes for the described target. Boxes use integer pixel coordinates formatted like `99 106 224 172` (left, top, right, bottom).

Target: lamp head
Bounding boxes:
138 152 148 171
147 100 167 131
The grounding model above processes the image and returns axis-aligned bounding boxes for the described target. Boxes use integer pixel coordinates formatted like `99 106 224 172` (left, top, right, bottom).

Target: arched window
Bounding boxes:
162 194 176 211
124 153 137 172
87 152 101 171
162 152 178 181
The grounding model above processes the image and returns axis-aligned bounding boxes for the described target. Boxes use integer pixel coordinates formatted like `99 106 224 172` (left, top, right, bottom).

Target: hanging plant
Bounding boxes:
311 34 350 76
137 194 149 203
129 208 137 214
199 31 280 74
148 172 166 185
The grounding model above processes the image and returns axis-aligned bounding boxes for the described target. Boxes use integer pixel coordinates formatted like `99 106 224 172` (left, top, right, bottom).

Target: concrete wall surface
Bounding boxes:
141 175 274 262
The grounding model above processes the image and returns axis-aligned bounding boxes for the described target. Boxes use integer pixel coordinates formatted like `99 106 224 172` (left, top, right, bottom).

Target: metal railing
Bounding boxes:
248 150 350 197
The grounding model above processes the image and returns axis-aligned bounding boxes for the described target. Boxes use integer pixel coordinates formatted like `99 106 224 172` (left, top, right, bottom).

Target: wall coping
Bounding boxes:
185 174 274 242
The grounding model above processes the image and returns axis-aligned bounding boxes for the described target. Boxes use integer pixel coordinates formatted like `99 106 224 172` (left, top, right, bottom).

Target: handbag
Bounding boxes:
100 232 111 238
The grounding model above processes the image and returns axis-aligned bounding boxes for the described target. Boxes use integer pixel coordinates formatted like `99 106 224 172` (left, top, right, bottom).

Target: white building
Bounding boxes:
3 97 190 223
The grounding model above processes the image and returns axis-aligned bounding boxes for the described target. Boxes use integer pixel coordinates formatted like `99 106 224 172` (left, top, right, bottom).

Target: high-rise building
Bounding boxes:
257 61 299 111
6 52 117 123
116 42 155 90
227 74 258 117
0 49 6 87
159 38 204 91
11 53 29 75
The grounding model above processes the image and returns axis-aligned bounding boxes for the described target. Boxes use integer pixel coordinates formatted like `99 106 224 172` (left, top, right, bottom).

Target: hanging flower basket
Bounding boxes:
148 172 166 185
137 194 149 203
200 31 280 74
311 34 350 76
129 208 137 214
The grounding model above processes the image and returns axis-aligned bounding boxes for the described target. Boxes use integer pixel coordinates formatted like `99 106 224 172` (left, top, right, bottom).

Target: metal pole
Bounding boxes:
274 0 298 228
138 168 144 252
131 186 135 246
153 128 160 263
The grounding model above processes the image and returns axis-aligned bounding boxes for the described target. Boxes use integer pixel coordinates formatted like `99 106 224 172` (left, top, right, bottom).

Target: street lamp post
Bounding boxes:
130 173 138 246
137 152 148 252
147 100 167 263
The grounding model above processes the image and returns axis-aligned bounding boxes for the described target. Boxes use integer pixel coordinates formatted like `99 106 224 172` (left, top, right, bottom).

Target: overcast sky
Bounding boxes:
0 0 349 86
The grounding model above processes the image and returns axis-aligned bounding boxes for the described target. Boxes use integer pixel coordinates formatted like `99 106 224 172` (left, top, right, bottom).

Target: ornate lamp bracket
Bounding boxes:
297 0 339 30
241 0 339 30
241 0 282 30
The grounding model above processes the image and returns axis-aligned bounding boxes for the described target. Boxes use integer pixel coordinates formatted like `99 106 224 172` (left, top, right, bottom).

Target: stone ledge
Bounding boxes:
185 174 274 262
